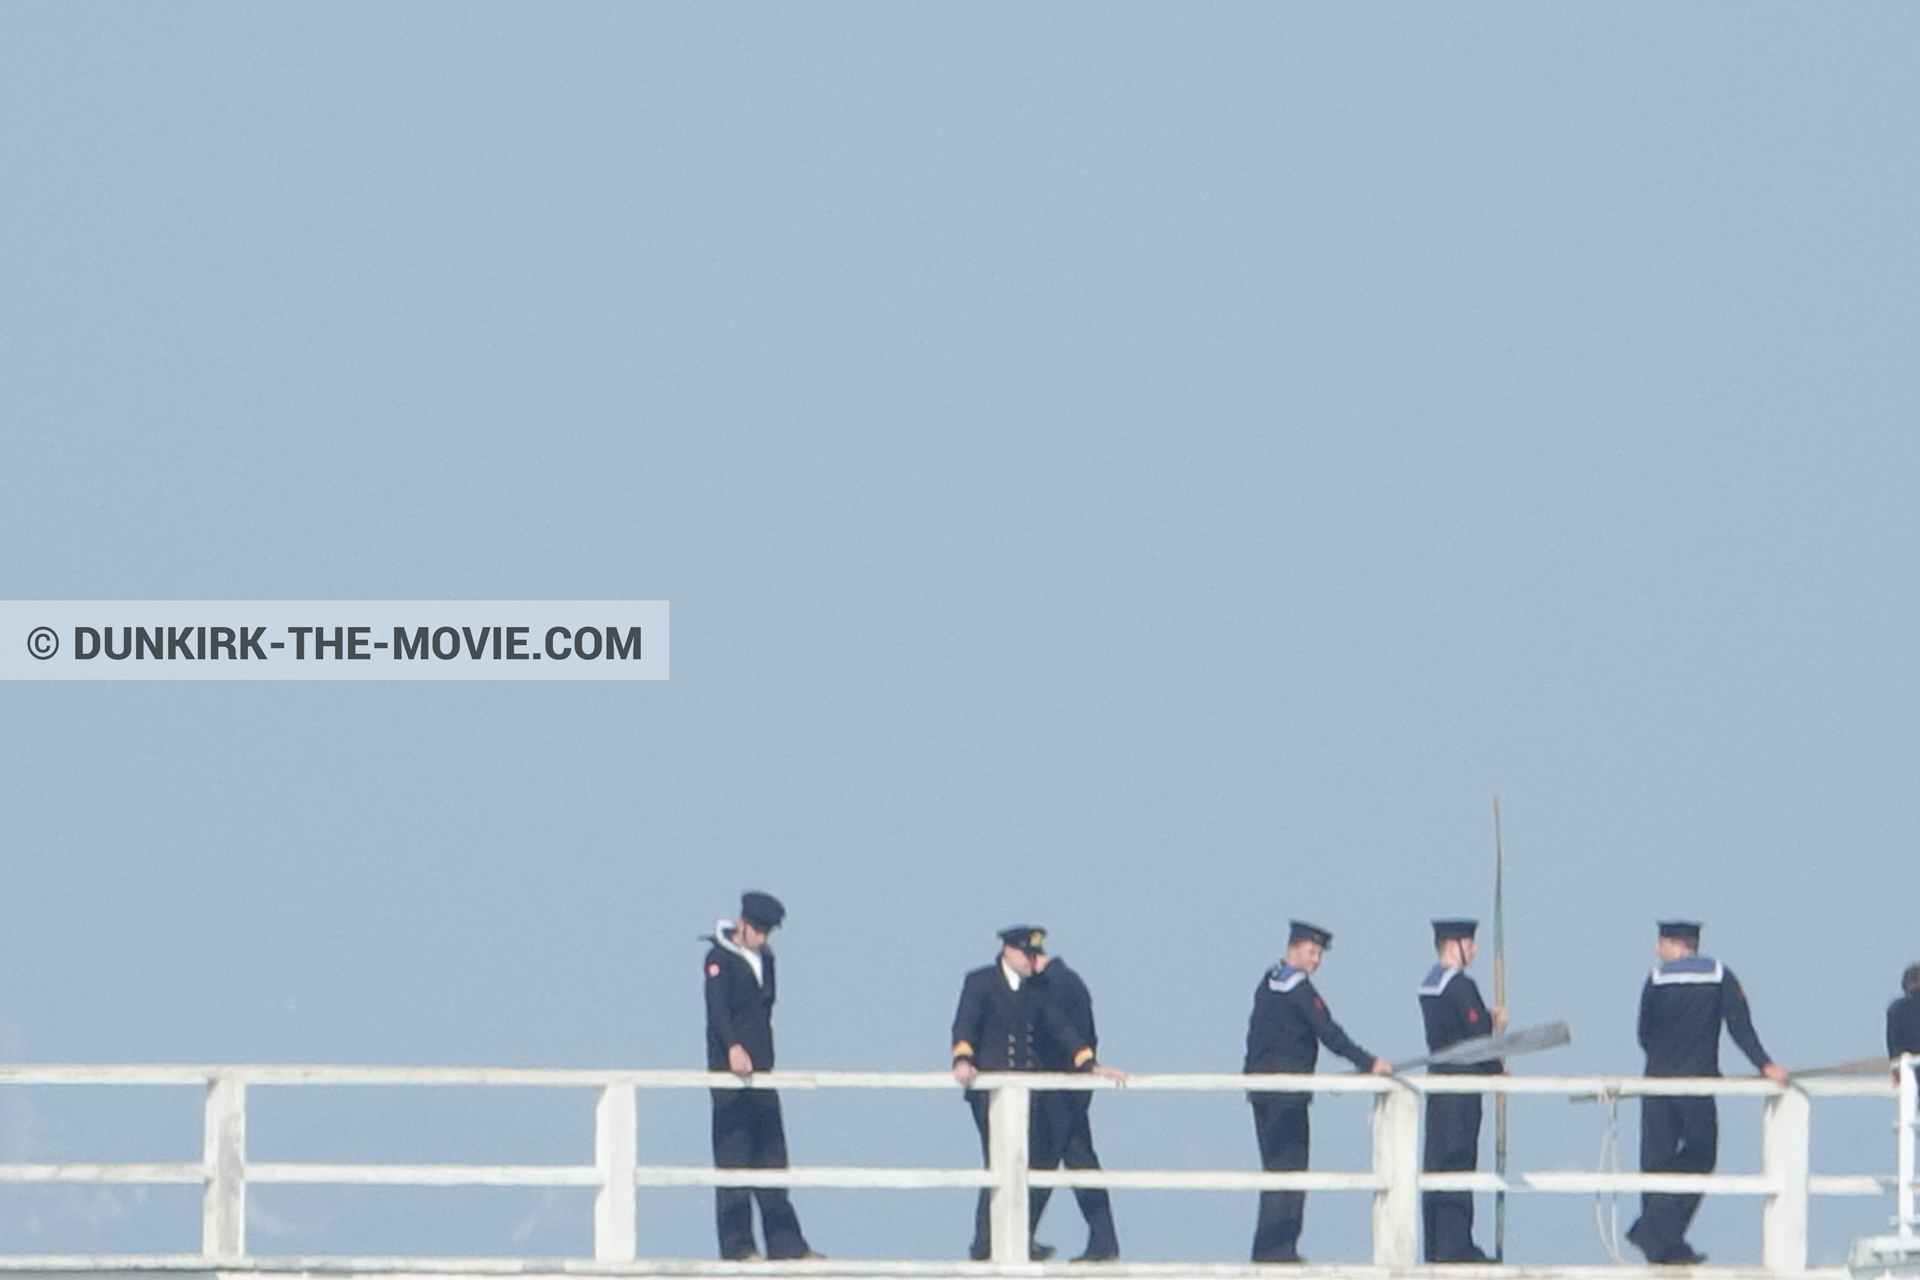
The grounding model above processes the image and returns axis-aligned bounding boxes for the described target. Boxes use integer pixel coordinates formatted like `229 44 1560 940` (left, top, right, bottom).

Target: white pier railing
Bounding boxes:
0 1064 1897 1273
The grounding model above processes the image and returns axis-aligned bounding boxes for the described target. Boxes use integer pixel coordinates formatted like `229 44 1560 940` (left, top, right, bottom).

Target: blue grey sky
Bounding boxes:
2 3 1916 1266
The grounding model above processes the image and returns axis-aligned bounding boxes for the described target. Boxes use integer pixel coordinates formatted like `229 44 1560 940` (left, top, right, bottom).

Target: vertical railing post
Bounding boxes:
201 1073 246 1262
1899 1055 1917 1242
1370 1080 1420 1268
988 1081 1031 1265
594 1082 638 1262
1762 1085 1810 1273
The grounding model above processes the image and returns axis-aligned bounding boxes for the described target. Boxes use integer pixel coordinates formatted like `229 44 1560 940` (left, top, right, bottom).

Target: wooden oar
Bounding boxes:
1792 1056 1890 1078
1396 1020 1572 1071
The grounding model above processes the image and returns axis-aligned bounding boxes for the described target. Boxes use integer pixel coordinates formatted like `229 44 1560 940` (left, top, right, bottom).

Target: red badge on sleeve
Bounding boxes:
1313 998 1325 1012
707 963 721 977
1468 1009 1481 1023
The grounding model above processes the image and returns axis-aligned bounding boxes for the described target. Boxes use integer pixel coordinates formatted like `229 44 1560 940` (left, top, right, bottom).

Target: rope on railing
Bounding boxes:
1592 1083 1628 1265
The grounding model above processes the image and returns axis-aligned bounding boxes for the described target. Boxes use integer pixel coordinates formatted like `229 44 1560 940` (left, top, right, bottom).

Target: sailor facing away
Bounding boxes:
1626 920 1789 1267
1887 964 1920 1081
1032 949 1121 1261
703 892 819 1261
1418 919 1506 1264
1243 919 1392 1264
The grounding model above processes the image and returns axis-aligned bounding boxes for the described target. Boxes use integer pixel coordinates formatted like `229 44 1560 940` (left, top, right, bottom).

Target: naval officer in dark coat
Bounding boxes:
1417 919 1505 1264
951 926 1122 1261
1627 920 1788 1267
1033 948 1121 1261
1243 920 1392 1264
704 891 816 1261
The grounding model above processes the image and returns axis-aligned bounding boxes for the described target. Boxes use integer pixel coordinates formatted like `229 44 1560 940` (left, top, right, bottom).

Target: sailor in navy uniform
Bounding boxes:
1627 920 1789 1266
1886 964 1920 1079
1032 949 1121 1261
1418 919 1505 1264
951 926 1122 1261
703 892 817 1261
1243 920 1393 1264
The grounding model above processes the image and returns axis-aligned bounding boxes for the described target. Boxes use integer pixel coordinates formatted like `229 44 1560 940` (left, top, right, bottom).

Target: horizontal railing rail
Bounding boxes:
0 1065 1892 1272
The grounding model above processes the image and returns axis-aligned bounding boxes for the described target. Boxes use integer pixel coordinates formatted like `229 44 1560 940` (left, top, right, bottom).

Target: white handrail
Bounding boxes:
0 1061 1886 1093
0 1064 1892 1271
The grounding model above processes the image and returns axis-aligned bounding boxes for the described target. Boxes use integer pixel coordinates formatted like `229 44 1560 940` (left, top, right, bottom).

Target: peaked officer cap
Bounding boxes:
998 925 1047 952
1657 919 1702 943
1288 920 1333 949
1432 918 1479 943
740 891 786 930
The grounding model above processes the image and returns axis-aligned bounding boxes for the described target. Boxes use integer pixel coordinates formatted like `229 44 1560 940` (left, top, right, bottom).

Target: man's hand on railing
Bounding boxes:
1092 1063 1128 1086
1763 1062 1790 1086
952 1061 978 1087
727 1045 754 1078
1368 1057 1394 1076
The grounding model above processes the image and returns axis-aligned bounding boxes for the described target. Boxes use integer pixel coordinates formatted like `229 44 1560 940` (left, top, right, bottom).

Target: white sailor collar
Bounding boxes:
1650 955 1723 985
713 919 766 985
1267 964 1307 993
1418 964 1460 996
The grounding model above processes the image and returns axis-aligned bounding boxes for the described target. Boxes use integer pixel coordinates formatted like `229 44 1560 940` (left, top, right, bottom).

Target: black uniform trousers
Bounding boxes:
1036 1091 1120 1258
1250 1093 1311 1262
711 1089 810 1260
1631 1095 1718 1262
966 1090 1065 1260
1422 1094 1483 1262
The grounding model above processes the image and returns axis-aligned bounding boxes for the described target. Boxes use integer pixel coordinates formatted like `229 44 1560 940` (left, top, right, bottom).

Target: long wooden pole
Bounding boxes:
1492 797 1508 1263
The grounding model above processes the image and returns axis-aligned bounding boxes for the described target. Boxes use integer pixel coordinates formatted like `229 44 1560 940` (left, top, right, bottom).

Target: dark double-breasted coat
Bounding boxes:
951 961 1093 1073
950 959 1095 1260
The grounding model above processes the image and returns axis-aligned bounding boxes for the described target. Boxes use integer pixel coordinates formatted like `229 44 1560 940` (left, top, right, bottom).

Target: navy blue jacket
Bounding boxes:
1244 964 1375 1078
704 928 777 1071
1418 965 1501 1077
1887 991 1920 1061
1033 958 1099 1071
1637 955 1772 1077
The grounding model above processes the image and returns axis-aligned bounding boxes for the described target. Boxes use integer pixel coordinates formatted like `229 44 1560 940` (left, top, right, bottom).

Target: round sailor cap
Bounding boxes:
1657 919 1702 943
1288 920 1333 949
1432 918 1479 943
740 891 786 931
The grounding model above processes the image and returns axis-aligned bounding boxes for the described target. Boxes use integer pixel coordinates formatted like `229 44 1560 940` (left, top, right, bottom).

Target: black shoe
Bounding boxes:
1253 1253 1305 1265
721 1252 761 1262
1030 1243 1057 1262
1071 1251 1119 1263
1663 1246 1708 1266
